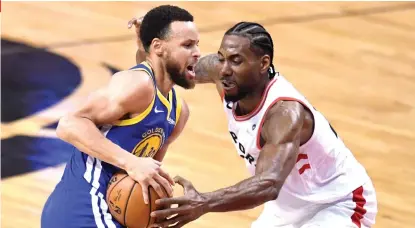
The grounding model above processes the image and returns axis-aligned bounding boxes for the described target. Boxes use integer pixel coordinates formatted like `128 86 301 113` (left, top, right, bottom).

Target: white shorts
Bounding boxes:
251 181 377 228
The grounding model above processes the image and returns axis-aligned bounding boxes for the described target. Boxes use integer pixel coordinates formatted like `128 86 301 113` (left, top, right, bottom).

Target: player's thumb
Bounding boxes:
174 176 193 189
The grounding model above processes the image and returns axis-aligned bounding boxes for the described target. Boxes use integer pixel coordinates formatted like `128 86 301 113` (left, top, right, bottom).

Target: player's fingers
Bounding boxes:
127 18 137 28
150 213 186 227
149 178 167 199
154 174 173 197
136 16 144 24
155 196 188 207
170 220 188 228
158 168 175 186
140 181 150 205
174 176 193 189
127 16 143 28
150 206 187 219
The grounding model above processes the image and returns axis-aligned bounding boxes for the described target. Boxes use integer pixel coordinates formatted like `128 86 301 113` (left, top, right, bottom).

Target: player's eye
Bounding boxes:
232 57 242 64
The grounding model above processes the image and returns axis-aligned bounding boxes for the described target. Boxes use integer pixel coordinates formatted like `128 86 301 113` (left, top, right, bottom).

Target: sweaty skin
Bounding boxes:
150 53 315 227
57 15 199 205
130 18 314 227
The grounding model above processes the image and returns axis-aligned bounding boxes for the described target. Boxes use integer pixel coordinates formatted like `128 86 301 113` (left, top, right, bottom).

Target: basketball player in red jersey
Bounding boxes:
140 22 378 228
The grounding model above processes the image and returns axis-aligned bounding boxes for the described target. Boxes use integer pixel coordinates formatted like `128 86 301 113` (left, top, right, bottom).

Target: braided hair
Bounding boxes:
225 22 277 79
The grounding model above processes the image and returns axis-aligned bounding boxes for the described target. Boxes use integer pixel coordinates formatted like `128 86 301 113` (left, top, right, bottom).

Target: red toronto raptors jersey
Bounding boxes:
223 75 370 203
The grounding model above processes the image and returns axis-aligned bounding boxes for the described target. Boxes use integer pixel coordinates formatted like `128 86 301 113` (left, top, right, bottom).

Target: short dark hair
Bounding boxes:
140 5 194 52
225 22 277 78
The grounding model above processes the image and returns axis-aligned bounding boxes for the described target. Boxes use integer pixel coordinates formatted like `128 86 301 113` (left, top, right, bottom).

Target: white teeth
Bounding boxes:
188 70 195 78
222 81 235 89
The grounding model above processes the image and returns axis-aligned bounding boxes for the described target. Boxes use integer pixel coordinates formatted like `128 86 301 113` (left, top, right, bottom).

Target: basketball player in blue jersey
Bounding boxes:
41 5 200 228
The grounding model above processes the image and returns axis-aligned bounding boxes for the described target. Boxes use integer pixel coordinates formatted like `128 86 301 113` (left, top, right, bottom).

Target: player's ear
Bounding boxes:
260 55 271 74
150 38 164 56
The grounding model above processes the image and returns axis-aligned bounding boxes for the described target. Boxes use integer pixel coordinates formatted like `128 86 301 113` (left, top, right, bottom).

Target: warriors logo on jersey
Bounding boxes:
132 127 166 157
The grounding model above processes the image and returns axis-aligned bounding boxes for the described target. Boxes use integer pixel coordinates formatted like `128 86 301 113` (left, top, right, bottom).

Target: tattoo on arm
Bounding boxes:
194 53 220 84
202 101 305 212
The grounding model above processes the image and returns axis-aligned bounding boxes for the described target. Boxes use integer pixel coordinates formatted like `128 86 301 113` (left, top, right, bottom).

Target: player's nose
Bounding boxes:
193 45 201 59
220 61 232 77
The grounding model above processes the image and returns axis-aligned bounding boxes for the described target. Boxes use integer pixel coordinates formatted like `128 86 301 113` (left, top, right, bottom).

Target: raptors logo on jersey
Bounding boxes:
223 75 371 204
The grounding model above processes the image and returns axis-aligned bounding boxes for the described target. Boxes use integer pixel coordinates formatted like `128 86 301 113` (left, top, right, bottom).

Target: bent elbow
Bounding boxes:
265 183 280 202
261 175 283 202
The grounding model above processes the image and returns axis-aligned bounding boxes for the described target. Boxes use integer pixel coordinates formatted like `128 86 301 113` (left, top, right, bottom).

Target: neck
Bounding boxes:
236 77 271 115
146 55 174 97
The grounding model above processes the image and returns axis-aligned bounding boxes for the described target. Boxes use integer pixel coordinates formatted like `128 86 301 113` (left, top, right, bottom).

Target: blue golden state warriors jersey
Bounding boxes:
58 61 181 216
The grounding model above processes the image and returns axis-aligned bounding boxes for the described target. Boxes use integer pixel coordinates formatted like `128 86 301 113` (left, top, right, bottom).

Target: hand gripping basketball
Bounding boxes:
150 176 208 228
106 161 175 228
125 157 174 204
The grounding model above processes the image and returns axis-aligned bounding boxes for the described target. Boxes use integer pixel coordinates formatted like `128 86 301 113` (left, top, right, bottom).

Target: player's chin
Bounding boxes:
224 89 241 102
224 85 238 96
183 78 196 89
174 77 195 90
184 72 196 89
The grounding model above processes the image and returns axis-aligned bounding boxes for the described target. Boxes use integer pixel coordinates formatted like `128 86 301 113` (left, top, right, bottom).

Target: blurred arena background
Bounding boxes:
1 1 415 228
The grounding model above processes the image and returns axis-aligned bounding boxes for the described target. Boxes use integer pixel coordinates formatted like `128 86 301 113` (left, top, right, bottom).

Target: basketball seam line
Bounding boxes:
146 186 152 227
124 182 136 226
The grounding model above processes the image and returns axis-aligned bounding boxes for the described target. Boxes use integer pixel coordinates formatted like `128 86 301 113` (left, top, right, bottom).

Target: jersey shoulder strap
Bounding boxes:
112 62 156 126
170 87 182 126
129 61 156 89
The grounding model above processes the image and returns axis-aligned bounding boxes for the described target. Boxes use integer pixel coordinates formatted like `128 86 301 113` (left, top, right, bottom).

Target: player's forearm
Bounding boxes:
202 145 282 212
136 48 147 65
202 143 297 213
202 173 279 213
194 53 220 84
56 115 134 170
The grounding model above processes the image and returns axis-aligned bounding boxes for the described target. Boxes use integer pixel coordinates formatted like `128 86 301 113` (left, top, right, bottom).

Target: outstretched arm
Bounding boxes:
194 53 224 98
150 101 306 227
203 101 304 211
194 53 220 84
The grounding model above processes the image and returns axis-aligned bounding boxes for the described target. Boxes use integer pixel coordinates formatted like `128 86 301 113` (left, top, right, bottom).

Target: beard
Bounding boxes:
224 84 251 103
165 56 192 89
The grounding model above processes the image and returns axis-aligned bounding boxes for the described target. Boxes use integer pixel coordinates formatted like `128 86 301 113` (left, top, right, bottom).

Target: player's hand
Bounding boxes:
125 157 174 204
149 176 208 228
127 16 144 49
127 16 143 33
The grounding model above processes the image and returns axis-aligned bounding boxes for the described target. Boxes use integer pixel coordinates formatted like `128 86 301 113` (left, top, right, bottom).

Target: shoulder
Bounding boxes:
261 100 306 144
266 100 305 120
108 69 155 113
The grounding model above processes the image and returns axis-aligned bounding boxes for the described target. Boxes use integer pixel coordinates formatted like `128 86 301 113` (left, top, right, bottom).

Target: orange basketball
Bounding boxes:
106 171 162 228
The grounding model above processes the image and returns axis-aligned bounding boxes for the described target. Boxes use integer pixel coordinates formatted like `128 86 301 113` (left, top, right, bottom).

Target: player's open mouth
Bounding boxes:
186 65 195 79
222 81 236 90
